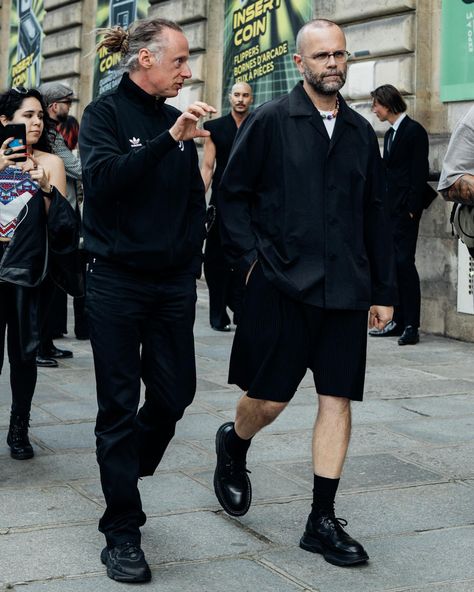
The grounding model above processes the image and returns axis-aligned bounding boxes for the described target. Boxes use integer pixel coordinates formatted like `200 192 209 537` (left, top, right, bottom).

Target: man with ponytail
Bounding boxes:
79 18 215 583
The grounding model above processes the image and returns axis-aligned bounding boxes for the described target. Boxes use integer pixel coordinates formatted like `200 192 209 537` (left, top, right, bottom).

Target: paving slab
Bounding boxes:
77 472 215 513
174 412 226 440
272 454 444 491
261 526 474 592
142 512 270 565
385 416 474 445
35 399 98 422
17 558 307 592
30 422 95 452
0 485 101 529
397 443 474 479
0 451 98 487
0 404 56 429
238 481 474 546
391 393 474 417
0 523 103 584
364 377 474 399
155 441 213 471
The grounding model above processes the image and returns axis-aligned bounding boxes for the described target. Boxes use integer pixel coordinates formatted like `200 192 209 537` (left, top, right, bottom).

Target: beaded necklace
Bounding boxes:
318 98 339 121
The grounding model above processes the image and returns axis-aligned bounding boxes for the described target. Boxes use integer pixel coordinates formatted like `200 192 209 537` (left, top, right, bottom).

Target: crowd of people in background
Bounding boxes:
0 14 471 586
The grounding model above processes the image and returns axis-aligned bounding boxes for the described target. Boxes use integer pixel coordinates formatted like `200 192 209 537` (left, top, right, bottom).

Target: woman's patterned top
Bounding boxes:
0 167 40 240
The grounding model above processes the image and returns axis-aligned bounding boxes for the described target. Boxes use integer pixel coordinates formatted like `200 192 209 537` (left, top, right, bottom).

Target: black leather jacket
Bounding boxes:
0 185 81 365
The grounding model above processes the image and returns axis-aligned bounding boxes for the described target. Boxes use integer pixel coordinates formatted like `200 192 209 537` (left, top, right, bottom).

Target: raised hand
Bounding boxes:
169 101 217 142
25 154 51 193
0 138 27 171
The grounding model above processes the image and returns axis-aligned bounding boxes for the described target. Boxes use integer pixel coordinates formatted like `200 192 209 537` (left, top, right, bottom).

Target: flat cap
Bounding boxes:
38 82 75 105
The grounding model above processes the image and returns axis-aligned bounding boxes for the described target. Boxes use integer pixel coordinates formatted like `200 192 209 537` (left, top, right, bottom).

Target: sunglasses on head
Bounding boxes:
12 86 29 94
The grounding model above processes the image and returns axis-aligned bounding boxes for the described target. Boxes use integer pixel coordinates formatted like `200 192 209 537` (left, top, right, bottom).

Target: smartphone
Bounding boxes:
1 123 27 162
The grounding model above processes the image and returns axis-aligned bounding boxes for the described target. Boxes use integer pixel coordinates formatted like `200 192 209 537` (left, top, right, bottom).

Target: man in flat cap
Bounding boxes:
37 82 82 363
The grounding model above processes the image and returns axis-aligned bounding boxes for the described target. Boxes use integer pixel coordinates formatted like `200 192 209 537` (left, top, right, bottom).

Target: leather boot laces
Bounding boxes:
321 511 348 531
9 416 30 442
226 457 251 481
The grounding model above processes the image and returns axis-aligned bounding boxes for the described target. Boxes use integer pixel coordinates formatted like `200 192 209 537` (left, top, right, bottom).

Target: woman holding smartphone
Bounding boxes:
0 87 67 460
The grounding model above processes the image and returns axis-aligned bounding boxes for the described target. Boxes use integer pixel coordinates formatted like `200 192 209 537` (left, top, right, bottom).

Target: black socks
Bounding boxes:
225 424 252 459
311 474 340 515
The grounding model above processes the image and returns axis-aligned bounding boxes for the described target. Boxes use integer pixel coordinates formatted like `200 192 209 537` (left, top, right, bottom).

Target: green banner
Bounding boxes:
440 0 474 102
8 0 45 87
222 0 313 110
92 0 148 98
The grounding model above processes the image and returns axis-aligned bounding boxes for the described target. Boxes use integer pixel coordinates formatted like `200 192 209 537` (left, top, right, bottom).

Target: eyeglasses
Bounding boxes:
12 86 29 94
54 99 73 105
300 51 351 64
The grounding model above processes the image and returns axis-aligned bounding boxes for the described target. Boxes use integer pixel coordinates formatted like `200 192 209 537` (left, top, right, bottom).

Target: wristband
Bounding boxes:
42 185 54 196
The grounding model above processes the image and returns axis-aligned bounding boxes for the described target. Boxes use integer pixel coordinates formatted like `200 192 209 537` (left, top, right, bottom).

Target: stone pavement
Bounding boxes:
1 281 474 591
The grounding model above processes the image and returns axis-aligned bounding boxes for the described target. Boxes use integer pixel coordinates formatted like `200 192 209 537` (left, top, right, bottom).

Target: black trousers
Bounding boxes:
392 212 421 329
73 250 89 338
85 257 198 547
39 275 62 351
204 219 244 327
0 282 37 417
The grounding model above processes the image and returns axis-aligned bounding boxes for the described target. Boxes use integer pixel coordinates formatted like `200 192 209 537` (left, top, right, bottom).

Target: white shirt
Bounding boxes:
318 111 336 138
389 112 407 141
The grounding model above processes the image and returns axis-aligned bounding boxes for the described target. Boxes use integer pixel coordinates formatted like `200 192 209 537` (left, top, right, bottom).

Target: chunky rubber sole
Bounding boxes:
213 425 252 517
10 450 34 460
299 534 369 567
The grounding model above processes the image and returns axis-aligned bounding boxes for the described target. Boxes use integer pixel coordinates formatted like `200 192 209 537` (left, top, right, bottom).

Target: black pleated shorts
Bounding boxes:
228 263 368 402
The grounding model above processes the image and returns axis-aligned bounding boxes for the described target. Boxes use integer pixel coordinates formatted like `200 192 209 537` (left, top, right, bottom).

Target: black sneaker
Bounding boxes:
101 542 151 583
300 511 369 567
213 422 252 516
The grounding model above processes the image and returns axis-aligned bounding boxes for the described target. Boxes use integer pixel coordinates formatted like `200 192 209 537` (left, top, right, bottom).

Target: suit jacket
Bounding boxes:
219 82 397 311
383 115 429 216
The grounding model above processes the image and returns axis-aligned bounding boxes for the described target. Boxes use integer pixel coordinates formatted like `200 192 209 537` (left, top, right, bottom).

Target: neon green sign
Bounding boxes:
441 0 474 102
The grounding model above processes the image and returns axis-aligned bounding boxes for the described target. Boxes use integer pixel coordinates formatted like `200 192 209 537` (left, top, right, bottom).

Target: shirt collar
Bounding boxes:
391 112 406 132
289 82 358 127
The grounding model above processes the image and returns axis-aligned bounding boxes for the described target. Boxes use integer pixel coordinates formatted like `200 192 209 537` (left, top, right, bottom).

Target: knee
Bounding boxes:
318 395 351 418
256 399 288 425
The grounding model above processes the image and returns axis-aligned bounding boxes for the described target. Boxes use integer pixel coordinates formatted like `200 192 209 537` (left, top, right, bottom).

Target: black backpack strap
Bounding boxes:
450 203 458 236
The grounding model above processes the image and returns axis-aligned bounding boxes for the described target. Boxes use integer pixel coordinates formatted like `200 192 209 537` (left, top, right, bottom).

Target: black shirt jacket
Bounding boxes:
218 82 397 311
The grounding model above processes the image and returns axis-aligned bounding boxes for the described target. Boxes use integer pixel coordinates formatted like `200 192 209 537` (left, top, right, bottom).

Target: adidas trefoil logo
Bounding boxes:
129 137 142 148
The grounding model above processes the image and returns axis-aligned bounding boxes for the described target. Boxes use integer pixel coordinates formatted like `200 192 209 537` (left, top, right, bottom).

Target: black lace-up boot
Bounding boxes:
7 413 34 460
300 510 369 566
214 422 252 516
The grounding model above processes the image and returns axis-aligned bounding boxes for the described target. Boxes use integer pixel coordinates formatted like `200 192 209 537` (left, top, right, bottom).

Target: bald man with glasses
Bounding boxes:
213 19 397 568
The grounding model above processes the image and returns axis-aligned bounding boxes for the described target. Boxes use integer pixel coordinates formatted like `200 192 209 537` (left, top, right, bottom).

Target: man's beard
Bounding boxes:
303 64 346 96
55 112 68 123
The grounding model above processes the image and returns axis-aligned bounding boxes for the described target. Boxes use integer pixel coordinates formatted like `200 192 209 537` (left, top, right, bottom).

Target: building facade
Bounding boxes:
1 0 474 340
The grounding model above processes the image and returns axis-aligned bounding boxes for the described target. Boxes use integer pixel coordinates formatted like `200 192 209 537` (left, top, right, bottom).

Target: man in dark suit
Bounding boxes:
370 84 429 345
200 82 253 331
212 19 397 568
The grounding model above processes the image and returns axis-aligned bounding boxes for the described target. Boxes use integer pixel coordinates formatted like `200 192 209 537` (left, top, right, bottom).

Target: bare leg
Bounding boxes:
312 394 351 478
234 393 288 439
